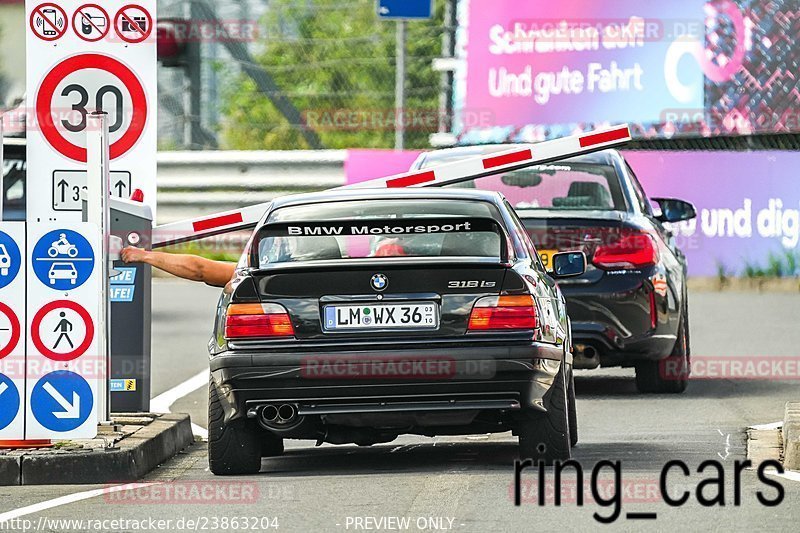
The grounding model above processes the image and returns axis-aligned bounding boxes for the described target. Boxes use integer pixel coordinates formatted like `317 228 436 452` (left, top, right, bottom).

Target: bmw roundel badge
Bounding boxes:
371 273 388 291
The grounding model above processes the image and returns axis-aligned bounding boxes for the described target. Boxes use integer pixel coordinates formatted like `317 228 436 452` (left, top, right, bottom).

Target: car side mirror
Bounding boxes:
551 251 586 279
652 198 697 223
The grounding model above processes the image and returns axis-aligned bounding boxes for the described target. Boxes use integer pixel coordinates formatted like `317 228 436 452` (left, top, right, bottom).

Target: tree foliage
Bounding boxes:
221 0 444 150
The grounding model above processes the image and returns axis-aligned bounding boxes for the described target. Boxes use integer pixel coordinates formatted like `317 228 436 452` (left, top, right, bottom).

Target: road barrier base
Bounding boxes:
0 413 193 486
784 402 800 470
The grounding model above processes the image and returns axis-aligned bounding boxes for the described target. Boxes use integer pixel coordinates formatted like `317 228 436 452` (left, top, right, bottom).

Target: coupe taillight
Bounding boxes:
467 295 538 331
592 231 659 269
225 303 295 339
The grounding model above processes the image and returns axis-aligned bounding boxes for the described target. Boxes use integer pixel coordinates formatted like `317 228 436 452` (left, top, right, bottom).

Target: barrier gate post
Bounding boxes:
86 112 112 424
107 198 153 413
83 118 154 415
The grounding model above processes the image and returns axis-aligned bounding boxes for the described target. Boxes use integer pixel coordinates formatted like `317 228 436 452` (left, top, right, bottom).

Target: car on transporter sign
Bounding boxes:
410 147 698 394
208 188 587 475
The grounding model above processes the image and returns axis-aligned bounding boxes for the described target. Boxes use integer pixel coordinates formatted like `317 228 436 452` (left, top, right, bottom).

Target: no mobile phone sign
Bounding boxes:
26 0 157 222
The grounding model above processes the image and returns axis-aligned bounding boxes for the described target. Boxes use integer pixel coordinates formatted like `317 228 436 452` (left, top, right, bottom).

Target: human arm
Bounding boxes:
121 247 236 288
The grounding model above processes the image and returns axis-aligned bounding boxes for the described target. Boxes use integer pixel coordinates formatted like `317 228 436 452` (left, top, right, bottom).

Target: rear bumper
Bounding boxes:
559 268 680 366
209 342 565 425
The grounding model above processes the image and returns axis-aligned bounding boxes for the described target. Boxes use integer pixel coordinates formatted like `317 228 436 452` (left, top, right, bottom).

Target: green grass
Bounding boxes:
741 250 800 279
161 243 241 263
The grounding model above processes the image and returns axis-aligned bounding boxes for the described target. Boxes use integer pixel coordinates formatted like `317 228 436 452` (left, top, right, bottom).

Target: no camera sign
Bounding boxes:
26 0 157 222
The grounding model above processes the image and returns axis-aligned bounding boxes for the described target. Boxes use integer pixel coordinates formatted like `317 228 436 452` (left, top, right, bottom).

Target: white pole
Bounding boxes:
0 115 4 221
395 20 406 150
87 112 112 424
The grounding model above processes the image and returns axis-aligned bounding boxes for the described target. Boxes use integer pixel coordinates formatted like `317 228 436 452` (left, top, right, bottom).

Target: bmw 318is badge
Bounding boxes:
370 273 388 291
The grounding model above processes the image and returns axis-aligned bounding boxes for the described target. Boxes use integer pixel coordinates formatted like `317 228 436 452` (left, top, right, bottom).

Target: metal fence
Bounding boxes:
155 149 346 223
157 0 451 152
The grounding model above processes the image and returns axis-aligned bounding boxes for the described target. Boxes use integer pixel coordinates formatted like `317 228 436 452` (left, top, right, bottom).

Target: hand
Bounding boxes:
121 246 148 264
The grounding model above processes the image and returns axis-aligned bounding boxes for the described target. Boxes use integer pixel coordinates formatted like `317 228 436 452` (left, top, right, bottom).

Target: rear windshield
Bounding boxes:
254 200 505 267
421 154 625 211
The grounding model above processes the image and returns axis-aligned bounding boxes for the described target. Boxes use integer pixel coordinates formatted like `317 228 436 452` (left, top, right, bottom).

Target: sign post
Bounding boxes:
86 112 112 424
26 0 157 221
0 224 25 440
377 0 433 150
26 224 101 439
23 0 157 439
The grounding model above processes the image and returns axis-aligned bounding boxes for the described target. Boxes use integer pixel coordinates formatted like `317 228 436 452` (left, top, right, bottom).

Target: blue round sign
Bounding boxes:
32 229 95 290
0 231 22 290
31 371 93 432
0 374 20 430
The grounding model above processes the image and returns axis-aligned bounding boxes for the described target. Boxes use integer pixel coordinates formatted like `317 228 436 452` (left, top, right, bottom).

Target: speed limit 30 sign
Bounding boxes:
26 0 156 221
36 54 147 162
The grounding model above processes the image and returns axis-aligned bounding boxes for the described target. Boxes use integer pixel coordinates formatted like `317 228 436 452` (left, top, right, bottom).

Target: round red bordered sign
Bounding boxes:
31 300 95 362
30 2 68 42
35 53 148 163
0 303 21 359
114 4 153 44
72 4 111 42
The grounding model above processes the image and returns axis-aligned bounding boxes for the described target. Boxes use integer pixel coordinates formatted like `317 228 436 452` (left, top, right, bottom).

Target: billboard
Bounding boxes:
344 149 800 277
453 0 800 143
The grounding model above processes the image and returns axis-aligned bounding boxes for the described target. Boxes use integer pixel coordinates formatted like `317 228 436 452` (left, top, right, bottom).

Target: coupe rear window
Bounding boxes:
254 200 506 267
420 153 625 211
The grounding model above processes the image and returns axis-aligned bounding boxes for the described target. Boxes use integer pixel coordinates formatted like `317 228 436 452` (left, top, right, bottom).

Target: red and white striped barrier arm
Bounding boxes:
151 124 631 248
152 202 271 248
344 124 631 189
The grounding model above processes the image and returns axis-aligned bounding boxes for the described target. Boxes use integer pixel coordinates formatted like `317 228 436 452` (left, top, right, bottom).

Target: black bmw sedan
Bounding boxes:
411 147 697 394
208 188 586 474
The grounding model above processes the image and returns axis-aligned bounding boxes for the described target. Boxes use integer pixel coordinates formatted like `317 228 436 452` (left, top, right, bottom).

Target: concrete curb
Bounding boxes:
0 414 194 486
783 402 800 470
689 277 800 293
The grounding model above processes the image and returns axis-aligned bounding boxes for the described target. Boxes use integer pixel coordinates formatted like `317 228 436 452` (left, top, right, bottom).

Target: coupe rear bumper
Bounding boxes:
560 268 681 366
209 342 565 425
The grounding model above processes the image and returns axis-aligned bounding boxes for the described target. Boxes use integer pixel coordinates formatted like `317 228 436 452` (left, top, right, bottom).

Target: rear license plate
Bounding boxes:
537 249 558 270
324 303 438 330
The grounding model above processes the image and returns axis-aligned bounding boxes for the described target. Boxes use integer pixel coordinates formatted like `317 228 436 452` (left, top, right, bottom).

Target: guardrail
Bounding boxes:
156 150 348 224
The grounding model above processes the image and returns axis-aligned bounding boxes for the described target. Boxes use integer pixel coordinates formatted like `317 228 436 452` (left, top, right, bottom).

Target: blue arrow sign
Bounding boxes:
30 371 93 432
378 0 433 19
0 230 22 290
0 374 21 430
31 229 95 290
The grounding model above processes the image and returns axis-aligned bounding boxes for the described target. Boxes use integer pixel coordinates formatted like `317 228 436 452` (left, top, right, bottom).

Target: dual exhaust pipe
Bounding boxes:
258 403 300 430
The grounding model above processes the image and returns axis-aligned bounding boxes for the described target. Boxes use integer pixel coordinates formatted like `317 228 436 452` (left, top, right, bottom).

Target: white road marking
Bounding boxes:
749 421 783 431
767 470 800 483
0 483 159 523
150 369 208 439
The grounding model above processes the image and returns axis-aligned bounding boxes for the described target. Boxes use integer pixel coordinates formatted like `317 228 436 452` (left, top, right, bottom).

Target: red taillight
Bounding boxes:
468 295 538 331
225 303 295 339
593 231 658 269
649 290 658 330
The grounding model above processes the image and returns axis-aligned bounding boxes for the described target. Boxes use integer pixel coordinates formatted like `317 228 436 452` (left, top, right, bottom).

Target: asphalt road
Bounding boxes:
1 280 799 532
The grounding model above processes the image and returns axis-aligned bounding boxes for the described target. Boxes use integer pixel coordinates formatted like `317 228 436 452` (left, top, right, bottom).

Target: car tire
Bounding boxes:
635 309 690 394
517 363 572 464
261 433 285 457
208 382 262 475
567 369 578 447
